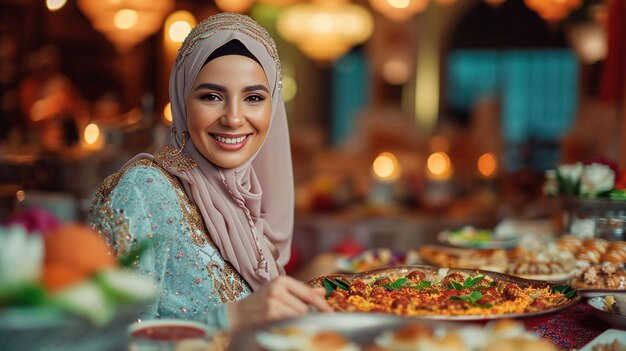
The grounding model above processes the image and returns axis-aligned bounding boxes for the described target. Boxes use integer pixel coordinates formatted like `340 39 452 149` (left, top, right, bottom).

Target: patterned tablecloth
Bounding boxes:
523 302 610 350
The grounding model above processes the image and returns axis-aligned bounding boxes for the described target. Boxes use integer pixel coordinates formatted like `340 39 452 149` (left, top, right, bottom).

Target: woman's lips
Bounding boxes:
211 133 250 151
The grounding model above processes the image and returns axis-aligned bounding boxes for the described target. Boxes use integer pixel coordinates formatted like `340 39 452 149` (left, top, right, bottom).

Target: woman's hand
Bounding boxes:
228 275 332 330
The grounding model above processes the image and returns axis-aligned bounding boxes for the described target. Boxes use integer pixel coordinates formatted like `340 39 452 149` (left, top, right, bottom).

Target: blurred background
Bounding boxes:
0 0 624 265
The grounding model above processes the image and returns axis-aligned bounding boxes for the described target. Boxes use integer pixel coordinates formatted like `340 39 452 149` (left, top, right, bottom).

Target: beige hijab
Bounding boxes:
148 13 293 291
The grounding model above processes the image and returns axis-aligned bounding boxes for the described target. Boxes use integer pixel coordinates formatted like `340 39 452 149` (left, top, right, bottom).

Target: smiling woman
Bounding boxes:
186 41 272 169
87 12 331 333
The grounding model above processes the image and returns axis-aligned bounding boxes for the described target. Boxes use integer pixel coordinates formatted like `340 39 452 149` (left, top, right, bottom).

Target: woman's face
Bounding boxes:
186 54 272 169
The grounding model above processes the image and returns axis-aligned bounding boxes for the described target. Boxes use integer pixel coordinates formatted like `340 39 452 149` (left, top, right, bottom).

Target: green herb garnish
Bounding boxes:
551 285 577 300
449 291 493 308
323 278 350 297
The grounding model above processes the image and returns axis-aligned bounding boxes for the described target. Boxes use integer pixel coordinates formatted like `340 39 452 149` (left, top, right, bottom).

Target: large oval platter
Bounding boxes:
306 265 581 321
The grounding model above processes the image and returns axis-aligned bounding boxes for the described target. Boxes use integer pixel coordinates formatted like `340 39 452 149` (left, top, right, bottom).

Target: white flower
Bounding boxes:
557 162 584 184
580 163 615 196
0 225 44 289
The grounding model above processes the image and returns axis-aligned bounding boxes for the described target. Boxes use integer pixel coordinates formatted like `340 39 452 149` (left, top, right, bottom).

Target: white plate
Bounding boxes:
438 230 519 249
579 329 626 351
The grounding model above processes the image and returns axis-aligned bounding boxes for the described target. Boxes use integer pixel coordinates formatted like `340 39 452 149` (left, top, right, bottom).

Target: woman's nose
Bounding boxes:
220 102 244 128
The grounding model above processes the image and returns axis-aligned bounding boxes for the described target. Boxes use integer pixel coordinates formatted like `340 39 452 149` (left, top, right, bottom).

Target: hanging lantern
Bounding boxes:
78 0 173 53
369 0 428 21
525 0 582 22
214 0 255 13
277 0 374 61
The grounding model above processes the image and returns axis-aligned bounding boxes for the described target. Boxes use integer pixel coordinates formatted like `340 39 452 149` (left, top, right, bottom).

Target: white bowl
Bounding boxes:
587 296 626 330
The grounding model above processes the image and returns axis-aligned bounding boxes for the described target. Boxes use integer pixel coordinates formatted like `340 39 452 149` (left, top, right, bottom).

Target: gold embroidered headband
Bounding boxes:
175 12 282 83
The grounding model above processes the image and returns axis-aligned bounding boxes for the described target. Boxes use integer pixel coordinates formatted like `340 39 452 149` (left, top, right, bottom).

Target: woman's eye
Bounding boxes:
245 94 265 102
200 93 221 101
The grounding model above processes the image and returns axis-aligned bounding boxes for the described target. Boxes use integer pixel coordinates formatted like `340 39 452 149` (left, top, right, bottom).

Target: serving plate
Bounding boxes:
227 313 457 351
307 265 581 321
439 229 519 249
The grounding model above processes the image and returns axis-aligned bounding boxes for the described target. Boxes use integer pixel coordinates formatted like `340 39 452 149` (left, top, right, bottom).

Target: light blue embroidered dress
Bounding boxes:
88 157 252 330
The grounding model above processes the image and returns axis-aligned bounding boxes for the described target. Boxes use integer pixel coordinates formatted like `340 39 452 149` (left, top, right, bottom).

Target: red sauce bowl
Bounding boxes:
128 319 214 342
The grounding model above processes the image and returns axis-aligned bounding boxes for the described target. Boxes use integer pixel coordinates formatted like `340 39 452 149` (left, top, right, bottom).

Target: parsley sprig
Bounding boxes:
448 275 487 291
449 291 493 308
551 285 577 300
382 277 432 291
323 278 350 297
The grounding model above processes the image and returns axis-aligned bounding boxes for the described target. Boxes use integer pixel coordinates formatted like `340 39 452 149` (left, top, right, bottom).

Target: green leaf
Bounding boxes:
449 281 464 291
551 285 577 300
333 279 350 291
449 291 490 308
323 278 337 297
412 280 431 290
465 276 485 288
383 278 410 291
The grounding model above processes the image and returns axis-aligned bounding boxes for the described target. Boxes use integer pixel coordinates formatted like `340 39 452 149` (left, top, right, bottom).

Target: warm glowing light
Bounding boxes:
78 0 173 52
370 0 428 21
282 75 297 103
382 59 410 85
215 0 255 13
426 152 453 180
435 0 456 4
477 153 498 178
525 0 582 22
169 21 192 43
388 0 410 9
16 190 25 202
114 9 138 29
277 2 374 61
372 152 401 182
84 123 100 145
163 103 173 124
47 0 67 11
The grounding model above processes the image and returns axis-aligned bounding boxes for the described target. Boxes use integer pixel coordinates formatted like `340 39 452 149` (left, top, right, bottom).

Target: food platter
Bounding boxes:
228 312 560 351
438 228 519 249
307 265 581 321
227 313 412 351
418 245 576 282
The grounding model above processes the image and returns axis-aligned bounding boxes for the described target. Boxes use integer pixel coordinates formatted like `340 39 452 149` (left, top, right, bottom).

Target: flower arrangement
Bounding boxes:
0 213 158 326
544 161 626 200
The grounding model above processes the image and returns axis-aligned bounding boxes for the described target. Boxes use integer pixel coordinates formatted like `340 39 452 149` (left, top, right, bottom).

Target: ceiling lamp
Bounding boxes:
524 0 582 22
369 0 428 21
78 0 173 53
277 0 374 61
214 0 255 13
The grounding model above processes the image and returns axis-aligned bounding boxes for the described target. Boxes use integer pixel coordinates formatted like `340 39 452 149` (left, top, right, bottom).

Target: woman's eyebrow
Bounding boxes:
243 84 269 93
194 83 225 91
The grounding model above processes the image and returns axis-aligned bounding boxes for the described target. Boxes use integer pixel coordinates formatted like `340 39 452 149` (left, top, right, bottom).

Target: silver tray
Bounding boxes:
227 312 457 351
306 265 581 321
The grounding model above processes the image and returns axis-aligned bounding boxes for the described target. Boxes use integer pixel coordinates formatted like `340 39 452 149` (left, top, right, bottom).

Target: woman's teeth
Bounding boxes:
214 135 247 144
